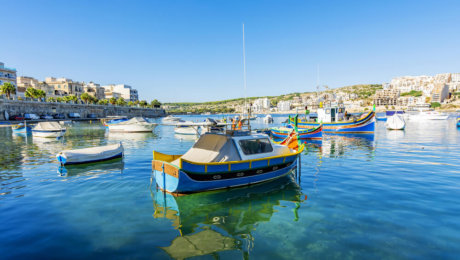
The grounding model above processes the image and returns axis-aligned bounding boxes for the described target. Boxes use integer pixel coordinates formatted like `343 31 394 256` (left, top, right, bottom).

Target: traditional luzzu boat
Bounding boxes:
152 128 304 194
290 103 375 134
32 122 66 138
270 124 322 140
56 143 124 166
11 123 32 134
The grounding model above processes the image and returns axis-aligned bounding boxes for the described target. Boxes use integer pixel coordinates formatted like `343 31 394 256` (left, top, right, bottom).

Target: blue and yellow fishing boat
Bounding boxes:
152 131 303 194
271 124 322 140
11 123 31 134
290 104 375 133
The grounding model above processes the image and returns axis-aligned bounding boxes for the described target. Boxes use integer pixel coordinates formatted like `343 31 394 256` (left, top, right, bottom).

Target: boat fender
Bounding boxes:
56 153 67 165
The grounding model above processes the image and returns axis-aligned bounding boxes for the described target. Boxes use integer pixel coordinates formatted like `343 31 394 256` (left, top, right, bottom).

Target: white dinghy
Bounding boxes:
32 122 66 138
263 114 274 124
386 114 405 130
107 117 157 133
56 143 124 165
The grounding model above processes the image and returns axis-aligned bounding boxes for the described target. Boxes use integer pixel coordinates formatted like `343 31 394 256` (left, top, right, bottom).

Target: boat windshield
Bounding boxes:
238 138 273 155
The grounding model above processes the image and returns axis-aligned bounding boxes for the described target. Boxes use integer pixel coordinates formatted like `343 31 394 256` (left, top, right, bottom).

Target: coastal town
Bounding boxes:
0 61 161 109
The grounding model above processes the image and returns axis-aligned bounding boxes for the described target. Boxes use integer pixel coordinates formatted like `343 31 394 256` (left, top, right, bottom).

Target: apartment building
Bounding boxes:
373 89 399 106
431 83 449 103
252 98 270 112
17 76 55 97
0 62 17 87
45 77 84 97
83 82 105 100
102 84 138 102
277 100 291 111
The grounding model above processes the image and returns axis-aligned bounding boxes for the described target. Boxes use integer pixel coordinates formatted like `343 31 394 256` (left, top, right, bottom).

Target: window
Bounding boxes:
239 138 273 155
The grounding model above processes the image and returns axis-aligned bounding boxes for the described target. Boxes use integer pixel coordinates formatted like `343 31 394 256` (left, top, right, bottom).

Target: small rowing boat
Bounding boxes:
11 123 31 134
270 124 322 140
56 143 124 165
32 122 66 138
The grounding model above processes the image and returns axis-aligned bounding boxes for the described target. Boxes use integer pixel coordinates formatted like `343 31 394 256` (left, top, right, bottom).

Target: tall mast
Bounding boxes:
242 23 248 120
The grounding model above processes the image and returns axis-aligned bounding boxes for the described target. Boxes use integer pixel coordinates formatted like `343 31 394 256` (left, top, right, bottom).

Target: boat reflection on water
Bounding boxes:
151 174 305 259
174 133 199 142
58 158 124 177
320 134 375 158
107 132 158 141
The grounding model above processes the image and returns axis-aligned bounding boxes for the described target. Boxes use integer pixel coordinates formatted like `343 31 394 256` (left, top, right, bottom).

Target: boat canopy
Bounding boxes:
119 117 148 124
34 122 63 131
173 134 241 165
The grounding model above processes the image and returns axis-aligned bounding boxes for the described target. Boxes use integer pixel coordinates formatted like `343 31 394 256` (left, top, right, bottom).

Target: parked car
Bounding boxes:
68 113 81 119
9 115 24 121
40 114 54 120
53 114 65 119
24 113 40 120
87 113 97 119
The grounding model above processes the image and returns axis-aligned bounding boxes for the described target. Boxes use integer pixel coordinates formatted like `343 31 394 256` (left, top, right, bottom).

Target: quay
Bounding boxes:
0 99 166 121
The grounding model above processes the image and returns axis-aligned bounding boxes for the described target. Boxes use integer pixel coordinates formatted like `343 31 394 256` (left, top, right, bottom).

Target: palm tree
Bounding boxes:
139 100 148 107
109 97 117 105
1 82 16 99
25 87 37 99
116 97 126 106
81 93 91 104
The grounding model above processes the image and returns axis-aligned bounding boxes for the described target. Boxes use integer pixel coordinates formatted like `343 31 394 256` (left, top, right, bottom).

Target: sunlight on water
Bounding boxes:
1 115 459 259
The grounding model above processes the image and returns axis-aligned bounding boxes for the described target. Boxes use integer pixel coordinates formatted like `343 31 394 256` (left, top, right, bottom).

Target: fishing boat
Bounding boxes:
385 114 405 130
56 143 124 166
32 122 66 138
263 114 274 124
457 117 460 127
270 124 322 140
290 103 375 133
152 131 303 194
11 123 31 133
107 117 157 133
376 116 387 121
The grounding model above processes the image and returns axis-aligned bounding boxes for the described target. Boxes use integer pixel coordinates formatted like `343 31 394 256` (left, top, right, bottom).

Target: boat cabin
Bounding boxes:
170 133 291 166
316 103 346 123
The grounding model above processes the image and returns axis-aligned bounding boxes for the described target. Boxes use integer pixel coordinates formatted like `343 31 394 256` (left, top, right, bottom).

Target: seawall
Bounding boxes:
0 100 166 120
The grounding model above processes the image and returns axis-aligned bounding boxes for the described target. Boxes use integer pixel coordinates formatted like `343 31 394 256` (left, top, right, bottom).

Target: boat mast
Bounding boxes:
242 23 249 128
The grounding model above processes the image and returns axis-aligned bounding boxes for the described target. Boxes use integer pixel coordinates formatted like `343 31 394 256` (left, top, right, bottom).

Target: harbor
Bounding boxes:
0 114 460 258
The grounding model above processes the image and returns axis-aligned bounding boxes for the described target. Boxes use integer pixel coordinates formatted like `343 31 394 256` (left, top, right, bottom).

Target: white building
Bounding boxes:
252 98 270 112
277 100 291 112
102 84 138 102
0 62 17 87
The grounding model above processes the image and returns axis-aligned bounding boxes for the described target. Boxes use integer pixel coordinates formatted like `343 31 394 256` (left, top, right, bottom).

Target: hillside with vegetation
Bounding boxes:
164 84 382 114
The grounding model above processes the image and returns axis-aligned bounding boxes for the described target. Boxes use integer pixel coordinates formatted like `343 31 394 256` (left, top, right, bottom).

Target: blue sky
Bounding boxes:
1 0 459 102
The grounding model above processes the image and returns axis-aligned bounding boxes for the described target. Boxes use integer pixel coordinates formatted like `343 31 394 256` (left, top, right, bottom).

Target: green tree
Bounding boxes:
98 99 109 105
116 97 126 106
128 101 134 107
431 102 441 108
25 87 38 99
109 97 117 105
81 92 91 104
47 97 56 102
150 99 161 107
0 82 16 99
139 100 148 107
36 89 46 100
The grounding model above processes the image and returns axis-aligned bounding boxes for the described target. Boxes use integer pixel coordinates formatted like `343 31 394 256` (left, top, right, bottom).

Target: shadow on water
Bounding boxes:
150 175 306 259
58 158 125 177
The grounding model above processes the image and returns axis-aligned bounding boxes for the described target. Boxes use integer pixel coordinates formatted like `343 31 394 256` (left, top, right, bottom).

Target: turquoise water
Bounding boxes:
1 115 460 259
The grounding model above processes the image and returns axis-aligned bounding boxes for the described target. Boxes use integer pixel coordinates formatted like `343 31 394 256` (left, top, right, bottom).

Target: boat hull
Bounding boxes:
291 112 375 133
32 130 66 138
174 127 198 135
108 124 156 133
153 160 297 194
270 125 322 140
58 152 123 165
12 126 32 133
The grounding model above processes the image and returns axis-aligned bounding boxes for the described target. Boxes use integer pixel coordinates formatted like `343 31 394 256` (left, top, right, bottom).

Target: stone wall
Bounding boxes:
0 100 165 120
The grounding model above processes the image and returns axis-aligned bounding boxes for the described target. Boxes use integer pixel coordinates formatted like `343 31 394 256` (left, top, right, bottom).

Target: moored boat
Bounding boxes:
409 110 448 120
11 123 31 134
457 117 460 127
385 114 405 130
290 104 375 134
32 122 66 138
163 115 182 123
152 132 303 194
263 114 274 124
107 117 157 132
103 116 128 127
56 143 124 165
270 124 322 140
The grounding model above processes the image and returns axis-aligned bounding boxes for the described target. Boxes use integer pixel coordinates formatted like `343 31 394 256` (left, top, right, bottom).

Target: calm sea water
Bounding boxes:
1 115 459 259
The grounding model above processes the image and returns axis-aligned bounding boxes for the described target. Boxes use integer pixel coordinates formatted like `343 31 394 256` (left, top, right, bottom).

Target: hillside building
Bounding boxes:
0 62 17 87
